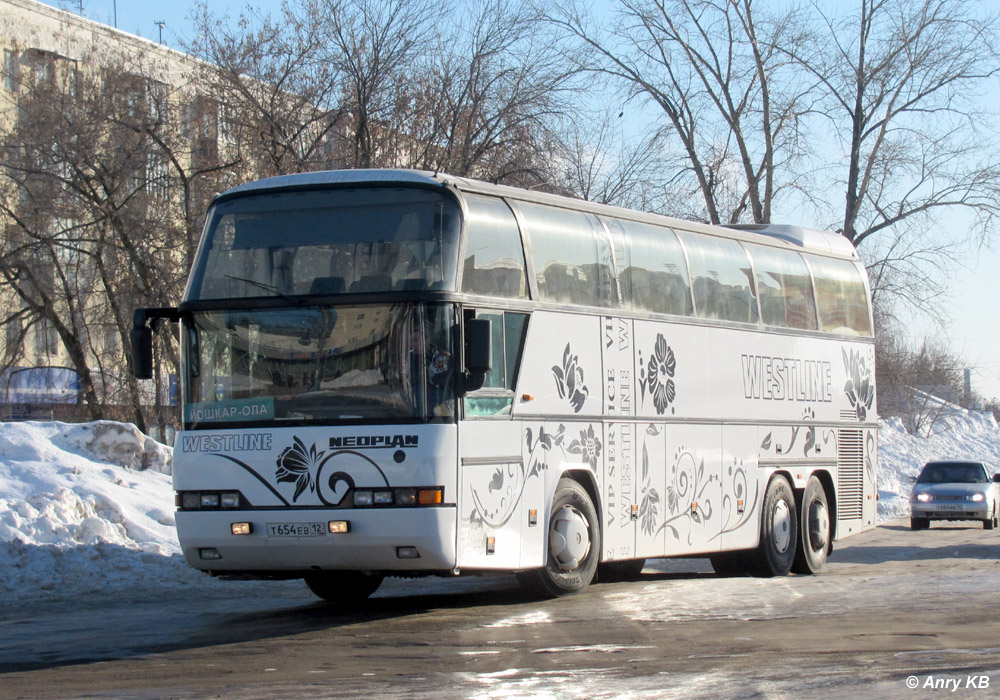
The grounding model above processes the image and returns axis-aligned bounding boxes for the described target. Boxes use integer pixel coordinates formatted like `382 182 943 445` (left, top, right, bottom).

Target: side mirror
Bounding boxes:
130 307 180 380
992 473 1000 483
131 323 154 380
464 318 492 392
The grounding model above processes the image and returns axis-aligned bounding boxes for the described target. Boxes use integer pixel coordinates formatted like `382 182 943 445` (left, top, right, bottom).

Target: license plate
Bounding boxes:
266 522 326 537
935 504 962 512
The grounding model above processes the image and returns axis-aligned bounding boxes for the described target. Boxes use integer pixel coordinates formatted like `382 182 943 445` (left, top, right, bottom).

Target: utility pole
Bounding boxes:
155 20 165 44
964 368 973 410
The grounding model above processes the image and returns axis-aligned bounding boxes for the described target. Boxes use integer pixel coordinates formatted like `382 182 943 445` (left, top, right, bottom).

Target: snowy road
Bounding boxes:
3 521 1000 699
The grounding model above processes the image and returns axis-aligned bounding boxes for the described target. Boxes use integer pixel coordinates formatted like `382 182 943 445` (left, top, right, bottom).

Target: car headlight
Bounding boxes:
969 493 985 502
914 493 931 502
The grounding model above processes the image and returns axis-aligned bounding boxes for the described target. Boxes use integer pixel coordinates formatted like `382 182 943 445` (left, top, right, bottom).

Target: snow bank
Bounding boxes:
0 410 998 604
0 421 197 603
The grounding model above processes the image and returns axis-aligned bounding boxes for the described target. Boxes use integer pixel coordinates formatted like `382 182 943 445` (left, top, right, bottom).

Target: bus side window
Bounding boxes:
745 243 818 331
461 195 528 299
464 310 529 417
807 255 872 336
606 217 693 317
515 202 618 309
681 233 759 324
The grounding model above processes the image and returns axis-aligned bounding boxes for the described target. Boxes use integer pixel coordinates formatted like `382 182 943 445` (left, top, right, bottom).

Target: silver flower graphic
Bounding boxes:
552 343 589 413
843 348 874 421
567 424 602 470
646 333 676 415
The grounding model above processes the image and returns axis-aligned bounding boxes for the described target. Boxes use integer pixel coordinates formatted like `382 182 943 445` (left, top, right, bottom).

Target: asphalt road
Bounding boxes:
2 521 1000 699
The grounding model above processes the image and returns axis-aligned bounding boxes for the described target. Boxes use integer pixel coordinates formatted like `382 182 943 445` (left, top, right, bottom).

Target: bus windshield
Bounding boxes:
183 303 455 427
187 187 461 300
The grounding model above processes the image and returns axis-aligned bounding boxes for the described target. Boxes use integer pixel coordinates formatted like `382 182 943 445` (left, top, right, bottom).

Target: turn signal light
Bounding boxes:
418 488 443 505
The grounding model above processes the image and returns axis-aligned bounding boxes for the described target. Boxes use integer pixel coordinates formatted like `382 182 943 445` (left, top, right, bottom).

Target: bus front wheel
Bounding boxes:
753 475 797 577
517 478 600 598
304 571 384 603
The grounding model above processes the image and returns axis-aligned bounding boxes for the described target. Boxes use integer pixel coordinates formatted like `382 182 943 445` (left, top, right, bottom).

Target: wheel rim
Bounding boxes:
771 499 792 554
807 498 829 552
550 504 591 571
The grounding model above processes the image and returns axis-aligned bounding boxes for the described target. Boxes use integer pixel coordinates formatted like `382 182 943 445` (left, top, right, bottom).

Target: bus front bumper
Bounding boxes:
175 507 457 573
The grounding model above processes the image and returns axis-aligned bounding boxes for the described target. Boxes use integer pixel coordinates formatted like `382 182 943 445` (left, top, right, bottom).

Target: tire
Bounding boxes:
792 477 830 575
304 571 384 603
910 517 929 530
709 551 753 577
984 506 997 530
598 558 645 583
517 478 600 598
751 475 797 577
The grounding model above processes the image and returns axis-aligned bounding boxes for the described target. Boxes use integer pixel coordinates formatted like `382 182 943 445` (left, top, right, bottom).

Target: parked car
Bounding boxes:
910 460 1000 530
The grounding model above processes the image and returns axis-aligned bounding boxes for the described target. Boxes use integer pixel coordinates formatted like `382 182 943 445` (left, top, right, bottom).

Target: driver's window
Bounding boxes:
464 309 528 417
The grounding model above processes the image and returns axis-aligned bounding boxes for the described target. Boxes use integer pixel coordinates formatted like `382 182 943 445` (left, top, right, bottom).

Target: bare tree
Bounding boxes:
404 0 575 186
316 0 443 169
555 109 686 212
779 0 1000 315
187 1 347 177
546 0 815 224
0 44 198 431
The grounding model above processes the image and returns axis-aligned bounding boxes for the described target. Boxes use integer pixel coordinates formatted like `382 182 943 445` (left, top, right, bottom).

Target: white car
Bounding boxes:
910 460 1000 530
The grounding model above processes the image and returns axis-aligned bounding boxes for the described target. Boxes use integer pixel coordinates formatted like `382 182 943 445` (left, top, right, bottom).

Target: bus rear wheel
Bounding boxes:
304 571 384 603
792 477 830 574
752 475 797 577
517 478 600 598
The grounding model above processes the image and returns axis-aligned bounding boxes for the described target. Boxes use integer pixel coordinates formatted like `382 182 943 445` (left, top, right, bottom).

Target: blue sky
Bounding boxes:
36 0 1000 402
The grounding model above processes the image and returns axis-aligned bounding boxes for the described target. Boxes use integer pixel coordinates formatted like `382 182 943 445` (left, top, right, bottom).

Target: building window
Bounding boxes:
146 151 169 200
3 49 18 92
33 318 59 356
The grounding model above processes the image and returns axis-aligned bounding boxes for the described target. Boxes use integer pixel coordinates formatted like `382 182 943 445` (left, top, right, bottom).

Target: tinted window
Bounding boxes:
516 201 618 308
746 244 818 330
460 195 528 299
464 310 529 417
190 188 461 300
605 218 693 316
679 233 758 324
918 462 988 484
808 256 872 336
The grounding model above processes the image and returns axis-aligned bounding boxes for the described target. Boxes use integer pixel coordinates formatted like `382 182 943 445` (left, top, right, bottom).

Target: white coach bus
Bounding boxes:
132 169 877 602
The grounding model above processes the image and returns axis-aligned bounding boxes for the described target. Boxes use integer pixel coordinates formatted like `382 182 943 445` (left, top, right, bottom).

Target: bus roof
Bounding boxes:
217 169 860 261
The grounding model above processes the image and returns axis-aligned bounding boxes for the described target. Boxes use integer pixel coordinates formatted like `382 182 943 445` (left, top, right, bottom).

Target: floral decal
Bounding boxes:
843 348 874 421
638 426 661 536
662 446 717 544
639 333 677 415
275 437 389 504
552 343 589 413
711 457 759 541
525 424 565 479
567 424 602 471
275 437 323 502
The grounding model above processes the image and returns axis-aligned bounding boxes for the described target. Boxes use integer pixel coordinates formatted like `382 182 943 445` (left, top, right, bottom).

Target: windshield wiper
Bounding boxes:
224 275 307 307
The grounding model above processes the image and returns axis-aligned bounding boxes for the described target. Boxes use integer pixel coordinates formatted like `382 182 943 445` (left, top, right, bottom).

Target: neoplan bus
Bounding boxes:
132 169 878 602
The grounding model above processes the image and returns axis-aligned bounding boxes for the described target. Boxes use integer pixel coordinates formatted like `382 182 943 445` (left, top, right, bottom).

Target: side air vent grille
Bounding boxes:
838 429 864 520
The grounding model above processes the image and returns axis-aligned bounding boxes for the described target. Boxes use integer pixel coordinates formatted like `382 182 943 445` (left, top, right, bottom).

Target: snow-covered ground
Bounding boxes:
1 410 998 605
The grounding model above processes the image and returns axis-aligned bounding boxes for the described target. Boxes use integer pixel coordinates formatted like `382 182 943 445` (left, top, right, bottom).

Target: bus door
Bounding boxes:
457 309 533 570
